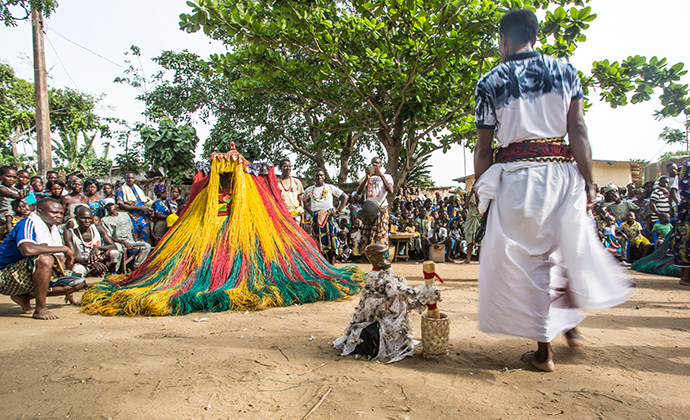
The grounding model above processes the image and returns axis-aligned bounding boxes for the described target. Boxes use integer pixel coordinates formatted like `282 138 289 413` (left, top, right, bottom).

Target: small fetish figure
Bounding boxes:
333 243 423 363
417 261 443 318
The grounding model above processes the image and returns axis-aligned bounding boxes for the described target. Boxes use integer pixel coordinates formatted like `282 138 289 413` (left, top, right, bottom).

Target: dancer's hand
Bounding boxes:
586 183 597 212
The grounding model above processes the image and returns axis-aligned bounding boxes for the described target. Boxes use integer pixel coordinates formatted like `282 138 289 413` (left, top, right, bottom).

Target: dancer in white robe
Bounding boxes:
472 9 633 372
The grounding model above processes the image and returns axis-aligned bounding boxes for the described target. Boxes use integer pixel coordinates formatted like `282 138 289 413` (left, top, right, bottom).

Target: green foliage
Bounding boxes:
113 45 164 100
658 150 689 163
49 87 103 134
590 55 689 113
401 154 435 188
139 50 378 184
0 62 34 159
140 118 198 184
1 0 57 27
180 0 599 189
106 119 145 175
659 126 687 145
1 63 112 174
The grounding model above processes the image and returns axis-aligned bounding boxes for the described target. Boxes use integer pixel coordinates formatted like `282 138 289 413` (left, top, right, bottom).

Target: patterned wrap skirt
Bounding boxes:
312 209 339 253
362 206 389 248
0 255 65 296
673 158 690 267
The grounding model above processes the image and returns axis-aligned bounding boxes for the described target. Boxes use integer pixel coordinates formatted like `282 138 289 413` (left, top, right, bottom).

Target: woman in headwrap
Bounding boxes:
151 183 178 244
83 178 105 219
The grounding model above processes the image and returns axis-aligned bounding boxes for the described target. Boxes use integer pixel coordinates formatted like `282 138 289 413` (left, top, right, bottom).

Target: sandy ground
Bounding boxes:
1 262 689 420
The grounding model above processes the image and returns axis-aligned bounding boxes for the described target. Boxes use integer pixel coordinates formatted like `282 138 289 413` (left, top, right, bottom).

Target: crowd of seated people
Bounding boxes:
594 162 679 265
0 166 187 319
327 187 479 263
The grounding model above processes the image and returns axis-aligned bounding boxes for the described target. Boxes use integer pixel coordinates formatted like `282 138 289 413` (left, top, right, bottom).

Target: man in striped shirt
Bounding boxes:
650 176 672 224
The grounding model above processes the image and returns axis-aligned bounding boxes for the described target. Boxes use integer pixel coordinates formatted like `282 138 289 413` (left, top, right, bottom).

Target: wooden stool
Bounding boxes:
392 237 410 262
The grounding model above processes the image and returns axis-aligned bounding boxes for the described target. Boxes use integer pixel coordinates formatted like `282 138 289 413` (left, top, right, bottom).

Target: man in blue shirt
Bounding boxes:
0 198 80 320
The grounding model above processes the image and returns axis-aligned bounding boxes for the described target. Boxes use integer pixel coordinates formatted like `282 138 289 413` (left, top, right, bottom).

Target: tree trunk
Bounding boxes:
32 8 52 176
336 129 364 186
379 128 403 195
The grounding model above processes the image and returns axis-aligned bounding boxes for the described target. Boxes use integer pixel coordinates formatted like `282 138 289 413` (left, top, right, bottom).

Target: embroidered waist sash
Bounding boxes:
493 137 573 164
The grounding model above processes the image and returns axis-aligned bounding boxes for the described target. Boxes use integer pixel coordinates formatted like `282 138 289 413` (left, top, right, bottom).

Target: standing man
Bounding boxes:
116 172 154 243
356 157 394 248
667 162 679 212
472 9 632 372
304 169 348 264
277 158 305 225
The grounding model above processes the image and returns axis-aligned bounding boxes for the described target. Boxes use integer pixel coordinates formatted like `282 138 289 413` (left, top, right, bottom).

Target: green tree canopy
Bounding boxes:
178 0 609 190
178 0 687 191
0 63 110 173
1 0 57 26
137 50 380 184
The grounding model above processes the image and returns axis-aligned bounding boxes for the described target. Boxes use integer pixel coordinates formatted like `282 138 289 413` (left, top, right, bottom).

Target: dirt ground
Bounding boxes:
1 262 689 420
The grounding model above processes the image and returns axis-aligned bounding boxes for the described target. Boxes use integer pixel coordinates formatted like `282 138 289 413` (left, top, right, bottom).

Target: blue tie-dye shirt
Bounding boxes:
475 51 584 148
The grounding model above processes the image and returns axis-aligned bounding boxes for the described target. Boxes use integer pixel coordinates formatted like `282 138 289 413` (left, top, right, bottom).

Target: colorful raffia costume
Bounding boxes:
81 145 362 316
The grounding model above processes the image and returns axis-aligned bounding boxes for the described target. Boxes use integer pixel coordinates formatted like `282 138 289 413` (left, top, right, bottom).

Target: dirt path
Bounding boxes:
1 263 689 419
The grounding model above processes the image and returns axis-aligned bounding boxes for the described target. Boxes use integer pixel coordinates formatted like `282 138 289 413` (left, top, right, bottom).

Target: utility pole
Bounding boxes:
31 7 52 176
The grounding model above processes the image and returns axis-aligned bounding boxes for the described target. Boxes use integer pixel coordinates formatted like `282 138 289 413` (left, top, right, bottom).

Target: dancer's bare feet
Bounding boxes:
32 307 58 320
521 342 554 372
11 295 32 314
565 328 587 348
521 351 555 372
680 279 690 286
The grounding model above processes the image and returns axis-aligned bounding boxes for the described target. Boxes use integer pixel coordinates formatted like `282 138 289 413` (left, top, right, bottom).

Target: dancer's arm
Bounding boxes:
567 98 596 206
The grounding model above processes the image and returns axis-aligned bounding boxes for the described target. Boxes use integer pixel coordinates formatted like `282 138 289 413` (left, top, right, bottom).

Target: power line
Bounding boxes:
44 32 79 90
44 25 127 70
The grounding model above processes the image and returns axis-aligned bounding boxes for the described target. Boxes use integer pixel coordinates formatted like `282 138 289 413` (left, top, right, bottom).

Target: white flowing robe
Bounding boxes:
474 161 634 342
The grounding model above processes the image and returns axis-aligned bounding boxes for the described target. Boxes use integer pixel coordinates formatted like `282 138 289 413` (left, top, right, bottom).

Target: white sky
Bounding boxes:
1 0 688 185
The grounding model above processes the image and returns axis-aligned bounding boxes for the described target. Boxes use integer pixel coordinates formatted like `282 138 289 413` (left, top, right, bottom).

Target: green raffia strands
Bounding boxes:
631 233 680 277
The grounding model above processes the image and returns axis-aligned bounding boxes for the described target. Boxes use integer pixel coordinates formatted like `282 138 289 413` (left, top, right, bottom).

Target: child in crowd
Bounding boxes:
4 199 29 239
652 212 673 246
45 179 66 200
0 166 25 238
620 210 653 262
16 169 37 210
337 219 350 261
429 218 448 256
30 176 47 200
348 218 363 262
601 215 626 263
412 208 429 260
102 183 115 200
446 218 464 261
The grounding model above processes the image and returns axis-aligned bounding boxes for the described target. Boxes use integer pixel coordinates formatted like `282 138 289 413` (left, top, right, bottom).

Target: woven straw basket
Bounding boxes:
421 312 450 358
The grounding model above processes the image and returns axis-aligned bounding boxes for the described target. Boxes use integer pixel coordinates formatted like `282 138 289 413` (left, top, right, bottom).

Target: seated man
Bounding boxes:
101 198 151 270
0 198 85 319
63 206 120 276
100 198 151 272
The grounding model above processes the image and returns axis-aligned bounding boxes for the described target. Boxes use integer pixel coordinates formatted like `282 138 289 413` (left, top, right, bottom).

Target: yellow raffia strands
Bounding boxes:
80 151 362 316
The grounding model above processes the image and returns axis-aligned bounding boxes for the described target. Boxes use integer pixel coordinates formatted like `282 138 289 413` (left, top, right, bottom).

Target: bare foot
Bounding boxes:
64 293 78 306
565 328 587 348
11 295 32 314
521 350 555 372
32 307 59 320
680 280 690 286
